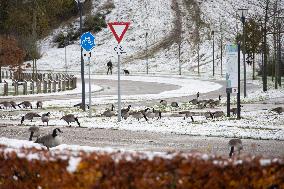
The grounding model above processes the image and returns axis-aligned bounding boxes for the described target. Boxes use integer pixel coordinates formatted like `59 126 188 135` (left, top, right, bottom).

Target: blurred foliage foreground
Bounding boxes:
0 145 283 189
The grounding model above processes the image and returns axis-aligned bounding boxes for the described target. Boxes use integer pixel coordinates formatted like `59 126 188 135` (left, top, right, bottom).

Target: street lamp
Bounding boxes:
76 0 86 111
219 16 225 76
145 32 149 74
238 8 248 97
211 30 215 76
63 31 68 74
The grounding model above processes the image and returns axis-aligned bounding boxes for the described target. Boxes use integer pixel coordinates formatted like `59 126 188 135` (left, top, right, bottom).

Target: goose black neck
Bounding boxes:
52 129 58 137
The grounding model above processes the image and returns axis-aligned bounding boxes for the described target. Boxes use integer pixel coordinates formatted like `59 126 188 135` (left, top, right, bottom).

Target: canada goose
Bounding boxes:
131 111 148 121
197 92 200 100
74 102 89 109
123 69 130 75
28 126 40 141
102 104 116 117
10 101 17 109
171 102 179 108
18 101 32 109
0 101 13 109
230 108 238 115
61 114 80 127
35 128 63 150
160 100 167 106
41 112 50 126
153 108 162 119
179 111 194 122
36 101 43 109
228 139 243 158
197 102 206 109
204 112 214 119
213 111 225 118
271 107 283 114
121 105 131 120
21 112 41 124
189 99 198 105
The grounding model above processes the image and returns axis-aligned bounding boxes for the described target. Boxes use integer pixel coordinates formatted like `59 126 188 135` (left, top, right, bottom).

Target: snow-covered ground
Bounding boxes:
1 0 284 157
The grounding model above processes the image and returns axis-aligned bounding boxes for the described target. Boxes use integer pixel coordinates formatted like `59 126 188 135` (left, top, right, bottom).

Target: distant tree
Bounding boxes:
0 35 25 83
236 18 263 80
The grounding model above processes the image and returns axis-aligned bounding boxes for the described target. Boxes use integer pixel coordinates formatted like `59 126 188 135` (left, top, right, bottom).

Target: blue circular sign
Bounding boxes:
80 32 96 51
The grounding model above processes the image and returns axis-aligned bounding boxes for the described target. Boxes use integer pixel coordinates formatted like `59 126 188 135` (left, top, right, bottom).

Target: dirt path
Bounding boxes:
0 125 283 158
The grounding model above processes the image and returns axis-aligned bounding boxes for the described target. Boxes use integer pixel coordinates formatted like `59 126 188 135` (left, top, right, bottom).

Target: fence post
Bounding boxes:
52 80 57 92
3 81 8 96
48 79 52 93
43 80 47 93
30 80 35 94
58 78 61 92
13 81 18 96
62 79 66 91
23 80 27 95
37 79 41 94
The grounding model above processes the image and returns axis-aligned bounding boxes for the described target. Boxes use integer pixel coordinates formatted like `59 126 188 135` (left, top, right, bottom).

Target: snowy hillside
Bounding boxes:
31 0 283 77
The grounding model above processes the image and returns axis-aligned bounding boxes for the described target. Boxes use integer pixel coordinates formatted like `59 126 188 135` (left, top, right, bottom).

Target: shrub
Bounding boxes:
0 145 283 189
83 13 107 33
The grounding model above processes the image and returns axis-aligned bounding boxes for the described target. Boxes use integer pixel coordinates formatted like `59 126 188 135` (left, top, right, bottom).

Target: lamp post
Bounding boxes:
145 32 149 74
63 31 68 74
220 16 225 76
211 30 215 76
238 8 248 97
76 0 86 111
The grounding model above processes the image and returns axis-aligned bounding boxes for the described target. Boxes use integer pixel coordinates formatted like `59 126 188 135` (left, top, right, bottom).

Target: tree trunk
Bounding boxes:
253 53 255 80
263 0 269 92
0 66 2 83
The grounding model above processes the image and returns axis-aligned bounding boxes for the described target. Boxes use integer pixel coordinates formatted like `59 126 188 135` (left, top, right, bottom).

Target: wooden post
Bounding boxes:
48 79 52 93
13 81 18 96
52 80 57 92
30 80 35 94
3 81 8 96
62 79 66 91
23 80 27 95
58 79 61 92
37 79 41 94
43 80 47 93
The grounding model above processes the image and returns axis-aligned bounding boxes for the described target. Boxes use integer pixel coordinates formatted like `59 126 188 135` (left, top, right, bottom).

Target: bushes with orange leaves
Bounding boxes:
0 145 283 189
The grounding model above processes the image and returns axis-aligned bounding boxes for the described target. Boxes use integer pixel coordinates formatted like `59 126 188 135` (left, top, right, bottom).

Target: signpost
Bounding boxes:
80 32 95 118
108 22 130 122
226 43 240 118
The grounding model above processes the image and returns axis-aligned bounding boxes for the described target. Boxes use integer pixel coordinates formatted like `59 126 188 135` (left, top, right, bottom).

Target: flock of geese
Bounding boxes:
1 91 282 157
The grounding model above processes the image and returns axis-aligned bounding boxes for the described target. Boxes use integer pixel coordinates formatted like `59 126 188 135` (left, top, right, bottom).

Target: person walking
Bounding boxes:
107 60 113 75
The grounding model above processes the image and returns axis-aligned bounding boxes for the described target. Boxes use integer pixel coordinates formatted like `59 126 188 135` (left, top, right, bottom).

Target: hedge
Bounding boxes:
0 145 283 189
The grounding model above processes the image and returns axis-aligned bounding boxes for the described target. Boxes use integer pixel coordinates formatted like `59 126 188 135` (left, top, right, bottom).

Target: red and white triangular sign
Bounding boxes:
108 22 130 44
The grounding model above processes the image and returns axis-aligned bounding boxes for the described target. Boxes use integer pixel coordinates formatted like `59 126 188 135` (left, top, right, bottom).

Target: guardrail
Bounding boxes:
0 70 77 96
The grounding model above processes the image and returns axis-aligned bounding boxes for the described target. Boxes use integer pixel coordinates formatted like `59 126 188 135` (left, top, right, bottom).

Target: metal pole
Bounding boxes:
79 1 86 111
88 57 91 118
227 92 230 117
146 32 149 74
212 31 215 76
220 35 223 76
65 45 67 74
118 54 121 122
242 16 247 97
237 43 241 119
278 21 282 87
178 43 181 75
197 43 200 75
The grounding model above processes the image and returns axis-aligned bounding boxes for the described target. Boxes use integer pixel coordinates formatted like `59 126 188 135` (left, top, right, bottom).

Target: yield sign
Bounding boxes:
108 22 130 44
